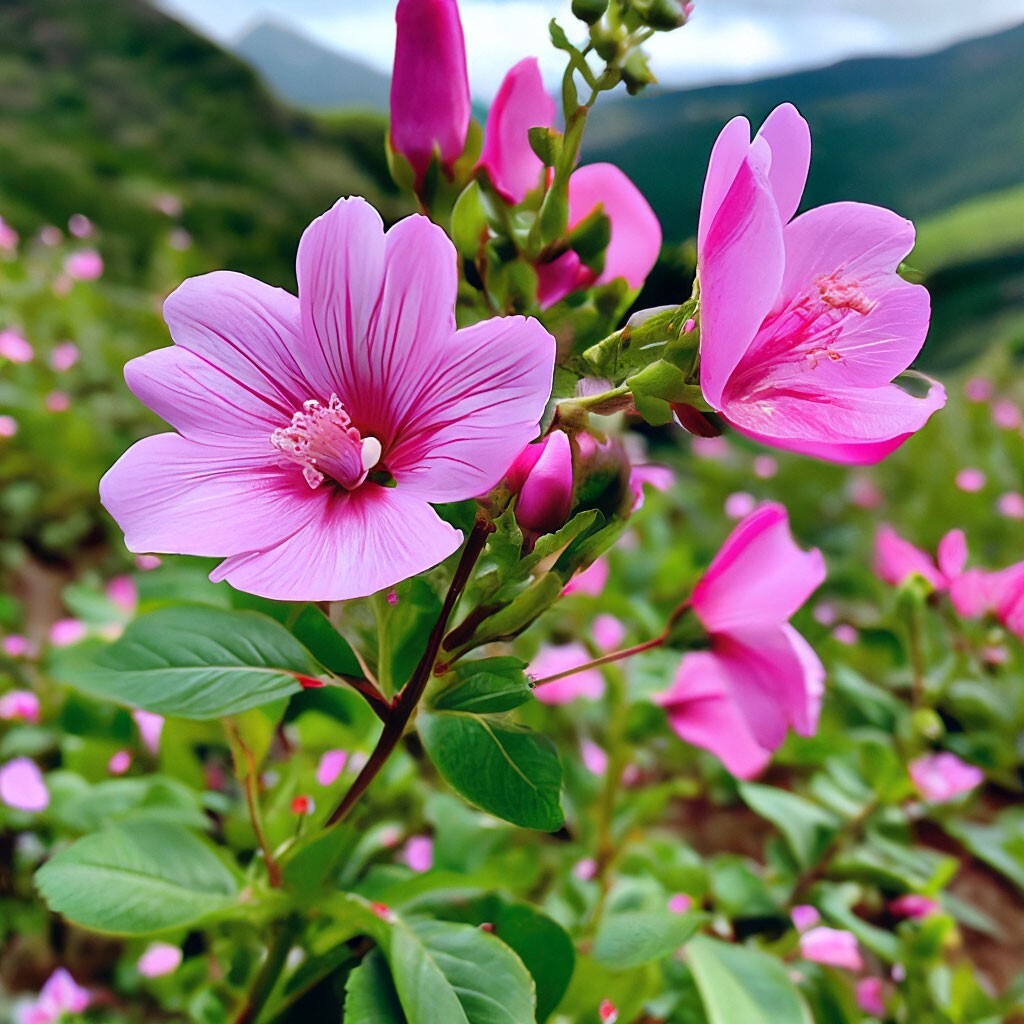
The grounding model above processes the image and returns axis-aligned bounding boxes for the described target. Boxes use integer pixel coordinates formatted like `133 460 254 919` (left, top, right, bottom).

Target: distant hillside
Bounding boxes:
0 0 406 284
585 23 1024 242
235 20 391 114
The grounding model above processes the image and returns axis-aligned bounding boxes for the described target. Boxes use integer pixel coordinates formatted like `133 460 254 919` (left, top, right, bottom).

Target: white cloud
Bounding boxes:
158 0 1024 99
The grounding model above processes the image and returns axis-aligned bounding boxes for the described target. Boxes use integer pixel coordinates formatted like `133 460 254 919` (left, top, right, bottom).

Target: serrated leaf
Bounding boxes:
55 605 317 719
35 821 239 935
420 710 563 831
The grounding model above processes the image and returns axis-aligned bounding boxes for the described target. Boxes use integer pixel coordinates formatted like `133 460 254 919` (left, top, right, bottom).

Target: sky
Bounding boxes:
157 0 1024 100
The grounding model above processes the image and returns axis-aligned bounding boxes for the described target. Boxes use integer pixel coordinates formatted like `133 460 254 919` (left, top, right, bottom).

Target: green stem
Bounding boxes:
324 516 493 828
226 722 282 889
234 914 302 1024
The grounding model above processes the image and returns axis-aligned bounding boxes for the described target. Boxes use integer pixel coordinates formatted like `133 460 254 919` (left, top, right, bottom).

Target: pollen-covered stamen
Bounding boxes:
814 272 875 315
271 394 382 491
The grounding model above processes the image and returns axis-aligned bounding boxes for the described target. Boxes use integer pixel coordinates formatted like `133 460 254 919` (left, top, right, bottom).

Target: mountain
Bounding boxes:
0 0 405 284
235 20 391 114
585 23 1024 242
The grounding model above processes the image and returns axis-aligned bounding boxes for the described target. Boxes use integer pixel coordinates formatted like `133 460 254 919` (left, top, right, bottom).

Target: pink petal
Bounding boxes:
387 314 554 502
656 651 772 778
937 529 968 580
529 642 604 705
138 942 183 978
317 749 349 787
563 557 609 597
100 434 307 558
566 163 662 290
948 568 996 618
210 484 462 602
755 103 810 226
401 835 434 872
909 752 983 803
698 136 786 408
478 57 554 203
873 525 944 589
724 379 946 465
800 927 863 970
0 757 48 812
697 115 751 251
692 503 825 633
791 904 820 932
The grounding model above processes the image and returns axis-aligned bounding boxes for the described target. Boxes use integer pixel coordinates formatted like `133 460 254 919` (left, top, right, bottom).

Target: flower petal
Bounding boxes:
724 379 946 464
697 115 751 251
210 484 462 602
656 652 772 778
698 136 785 408
99 434 306 557
388 314 555 501
479 57 554 204
874 525 945 589
693 502 826 633
755 103 810 226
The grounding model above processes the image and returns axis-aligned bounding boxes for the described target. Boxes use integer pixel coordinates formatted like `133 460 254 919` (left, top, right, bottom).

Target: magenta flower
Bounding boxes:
64 249 104 281
16 968 90 1024
316 749 349 787
856 978 886 1017
0 757 49 812
50 341 79 373
0 329 33 364
137 942 183 979
507 430 573 539
697 103 943 463
791 904 820 932
401 835 434 872
529 642 604 704
479 58 661 307
0 689 41 724
873 524 950 590
909 752 983 803
656 503 825 778
890 894 940 919
390 0 470 184
132 710 164 755
799 926 863 970
562 557 608 597
101 199 554 601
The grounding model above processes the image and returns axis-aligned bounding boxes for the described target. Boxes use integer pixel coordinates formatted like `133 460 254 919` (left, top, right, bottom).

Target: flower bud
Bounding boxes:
630 0 687 30
390 0 471 186
572 0 608 25
509 431 574 539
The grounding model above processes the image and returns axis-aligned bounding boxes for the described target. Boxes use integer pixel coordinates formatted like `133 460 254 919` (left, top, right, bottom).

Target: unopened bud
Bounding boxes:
508 431 574 540
572 0 608 25
621 50 657 95
631 0 686 30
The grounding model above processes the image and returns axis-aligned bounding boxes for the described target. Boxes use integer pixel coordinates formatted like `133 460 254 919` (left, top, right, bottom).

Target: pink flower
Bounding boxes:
849 476 883 509
0 758 49 812
390 0 470 185
132 710 164 755
1 635 32 658
108 750 132 775
753 454 778 479
16 968 90 1024
49 619 86 647
598 999 618 1024
592 614 626 652
100 199 554 601
668 893 693 914
581 738 608 775
49 341 80 372
955 467 986 493
0 689 40 723
573 857 597 880
998 492 1024 520
0 218 18 251
138 942 182 978
791 904 820 932
508 431 574 538
890 894 939 919
964 376 992 402
68 214 94 239
0 329 33 363
832 624 858 645
0 415 17 438
106 575 138 613
401 835 434 872
563 557 609 597
874 525 947 589
992 398 1022 430
656 503 825 778
724 491 756 519
529 642 604 704
45 392 70 413
39 226 62 247
317 749 349 787
64 249 104 281
480 58 661 307
799 926 863 970
909 752 983 803
628 462 674 511
856 978 886 1017
135 554 162 571
697 103 943 463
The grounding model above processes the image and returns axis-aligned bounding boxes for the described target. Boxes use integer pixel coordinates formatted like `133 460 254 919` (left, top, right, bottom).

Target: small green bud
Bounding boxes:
631 0 686 30
572 0 609 25
528 126 562 168
589 23 621 61
911 708 944 741
621 49 657 95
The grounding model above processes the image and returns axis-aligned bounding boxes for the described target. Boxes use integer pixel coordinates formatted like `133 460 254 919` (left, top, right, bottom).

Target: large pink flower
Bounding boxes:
479 58 661 308
101 199 555 602
697 103 944 464
656 503 825 777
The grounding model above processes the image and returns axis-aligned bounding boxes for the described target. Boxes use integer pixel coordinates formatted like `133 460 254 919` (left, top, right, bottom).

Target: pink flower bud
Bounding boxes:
45 391 70 413
529 642 604 705
563 557 608 597
390 0 470 185
592 614 626 652
890 894 939 919
799 926 863 970
581 739 608 775
509 431 574 539
64 249 104 281
317 749 349 787
138 942 183 978
132 710 164 755
68 214 94 239
964 376 993 402
108 750 132 775
791 904 820 932
0 329 33 363
106 575 138 613
998 492 1024 520
955 467 986 493
50 341 80 372
401 835 434 872
856 978 886 1017
0 218 18 251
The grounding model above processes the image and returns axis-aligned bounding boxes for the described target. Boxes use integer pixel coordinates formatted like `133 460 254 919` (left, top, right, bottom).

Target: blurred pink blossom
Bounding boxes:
724 491 756 519
691 435 729 459
964 376 993 402
563 558 609 597
909 752 983 803
0 758 48 812
849 476 883 509
572 857 597 881
753 455 778 479
598 999 618 1024
856 978 886 1017
16 967 90 1024
812 602 838 626
628 463 674 511
592 614 626 652
530 642 604 705
668 893 693 914
998 492 1024 519
169 228 192 251
401 835 434 872
992 398 1022 430
955 467 986 493
0 690 40 723
49 619 86 647
64 249 104 281
38 226 62 246
135 554 162 571
890 894 940 918
49 342 80 372
67 213 94 238
45 391 69 413
132 710 164 755
656 503 825 778
581 739 608 775
791 904 820 931
0 415 17 438
138 942 182 978
697 103 942 462
106 575 138 613
316 749 349 787
832 624 858 645
108 750 132 775
0 329 34 363
0 218 18 251
154 193 183 217
799 926 863 970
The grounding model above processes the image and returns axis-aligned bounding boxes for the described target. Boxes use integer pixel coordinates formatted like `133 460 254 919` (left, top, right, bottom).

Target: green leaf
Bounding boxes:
592 909 700 969
390 919 535 1024
433 658 532 714
945 812 1024 893
35 821 240 934
687 935 813 1024
56 605 318 719
346 951 407 1023
450 180 488 260
738 783 841 871
420 711 563 831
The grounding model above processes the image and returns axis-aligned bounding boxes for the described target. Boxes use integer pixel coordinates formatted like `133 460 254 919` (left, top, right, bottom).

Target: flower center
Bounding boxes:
271 394 381 491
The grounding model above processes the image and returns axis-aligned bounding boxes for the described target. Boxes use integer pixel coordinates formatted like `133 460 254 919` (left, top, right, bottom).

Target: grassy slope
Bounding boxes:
0 0 407 285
